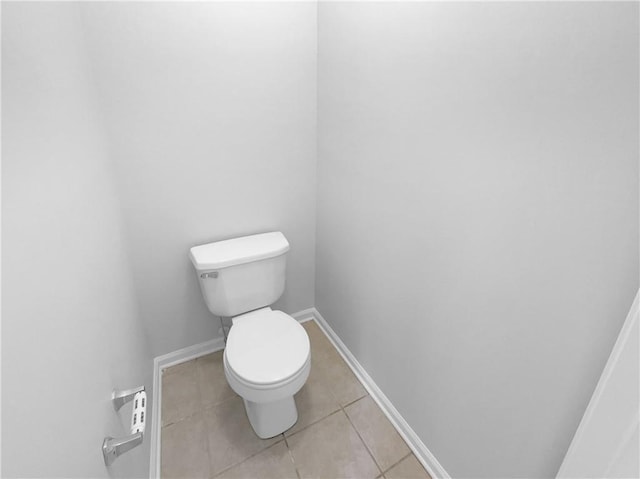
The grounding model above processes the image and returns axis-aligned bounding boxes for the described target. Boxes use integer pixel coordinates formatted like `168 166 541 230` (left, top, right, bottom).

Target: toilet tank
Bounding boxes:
189 232 290 317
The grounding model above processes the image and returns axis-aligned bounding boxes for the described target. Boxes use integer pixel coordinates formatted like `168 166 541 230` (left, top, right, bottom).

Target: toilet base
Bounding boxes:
244 396 298 439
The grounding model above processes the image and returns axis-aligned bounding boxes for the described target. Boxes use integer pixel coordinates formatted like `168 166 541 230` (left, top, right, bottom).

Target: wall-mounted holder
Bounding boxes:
104 386 147 466
112 385 145 411
103 432 143 466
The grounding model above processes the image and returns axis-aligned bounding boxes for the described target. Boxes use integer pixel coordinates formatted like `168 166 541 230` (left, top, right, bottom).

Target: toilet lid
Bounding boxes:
226 310 310 385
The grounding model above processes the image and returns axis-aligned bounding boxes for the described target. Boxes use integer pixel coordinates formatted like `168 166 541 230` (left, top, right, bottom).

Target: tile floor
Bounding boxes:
161 320 431 479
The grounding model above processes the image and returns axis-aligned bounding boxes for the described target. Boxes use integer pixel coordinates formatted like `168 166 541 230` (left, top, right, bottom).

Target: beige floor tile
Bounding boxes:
285 365 341 436
345 396 410 471
303 320 334 354
204 396 283 476
162 360 201 426
161 412 210 478
196 350 237 408
213 441 298 479
384 454 431 479
288 410 380 479
163 358 197 377
315 346 367 406
161 320 421 479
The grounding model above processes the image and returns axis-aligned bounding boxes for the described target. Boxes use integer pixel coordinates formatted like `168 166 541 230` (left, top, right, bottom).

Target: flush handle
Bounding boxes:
200 271 218 279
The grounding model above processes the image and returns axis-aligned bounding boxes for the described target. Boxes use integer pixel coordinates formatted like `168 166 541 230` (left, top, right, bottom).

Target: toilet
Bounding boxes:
189 231 310 438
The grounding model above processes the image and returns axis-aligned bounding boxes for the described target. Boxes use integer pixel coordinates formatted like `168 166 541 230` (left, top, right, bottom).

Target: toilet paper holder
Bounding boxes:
103 432 143 466
103 386 146 466
112 385 145 411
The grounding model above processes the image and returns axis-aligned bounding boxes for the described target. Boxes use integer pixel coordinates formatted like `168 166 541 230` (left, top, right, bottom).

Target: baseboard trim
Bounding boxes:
310 307 451 479
149 358 161 479
149 307 449 479
290 307 317 323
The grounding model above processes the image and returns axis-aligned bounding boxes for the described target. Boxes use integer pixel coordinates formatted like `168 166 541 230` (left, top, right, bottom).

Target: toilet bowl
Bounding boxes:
189 232 311 438
223 307 310 438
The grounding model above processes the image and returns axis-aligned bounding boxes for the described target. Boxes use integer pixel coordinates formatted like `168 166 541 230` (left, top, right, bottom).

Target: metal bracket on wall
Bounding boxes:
104 385 147 466
103 432 144 466
112 385 145 411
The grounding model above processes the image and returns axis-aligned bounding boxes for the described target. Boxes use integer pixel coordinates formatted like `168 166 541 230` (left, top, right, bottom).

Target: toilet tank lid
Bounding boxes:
189 231 290 270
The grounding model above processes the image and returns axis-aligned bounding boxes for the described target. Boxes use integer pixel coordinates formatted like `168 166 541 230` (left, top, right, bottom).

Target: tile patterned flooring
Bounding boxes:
161 320 431 479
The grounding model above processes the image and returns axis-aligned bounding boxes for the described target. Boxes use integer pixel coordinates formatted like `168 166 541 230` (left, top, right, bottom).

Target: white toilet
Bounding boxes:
189 231 310 438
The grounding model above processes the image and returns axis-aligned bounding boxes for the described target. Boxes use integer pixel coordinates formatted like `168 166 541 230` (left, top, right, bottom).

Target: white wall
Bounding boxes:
79 2 318 358
317 3 639 478
2 3 152 477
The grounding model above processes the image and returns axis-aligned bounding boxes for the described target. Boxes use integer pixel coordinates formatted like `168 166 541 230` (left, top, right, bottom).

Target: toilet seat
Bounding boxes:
225 309 310 386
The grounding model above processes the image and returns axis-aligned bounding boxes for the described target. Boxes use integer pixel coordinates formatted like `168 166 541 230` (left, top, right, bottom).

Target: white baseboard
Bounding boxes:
290 307 316 323
310 307 451 479
149 307 449 479
149 359 162 479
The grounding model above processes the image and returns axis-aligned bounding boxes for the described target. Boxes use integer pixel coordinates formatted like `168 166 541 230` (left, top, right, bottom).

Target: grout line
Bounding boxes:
194 353 207 421
314 319 416 478
283 435 302 479
341 392 369 409
310 315 436 477
159 370 240 478
341 400 384 477
160 393 239 431
161 311 415 479
210 435 287 478
289 323 408 477
340 395 415 476
381 451 413 475
203 412 214 479
301 331 383 476
310 313 447 479
284 408 342 439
